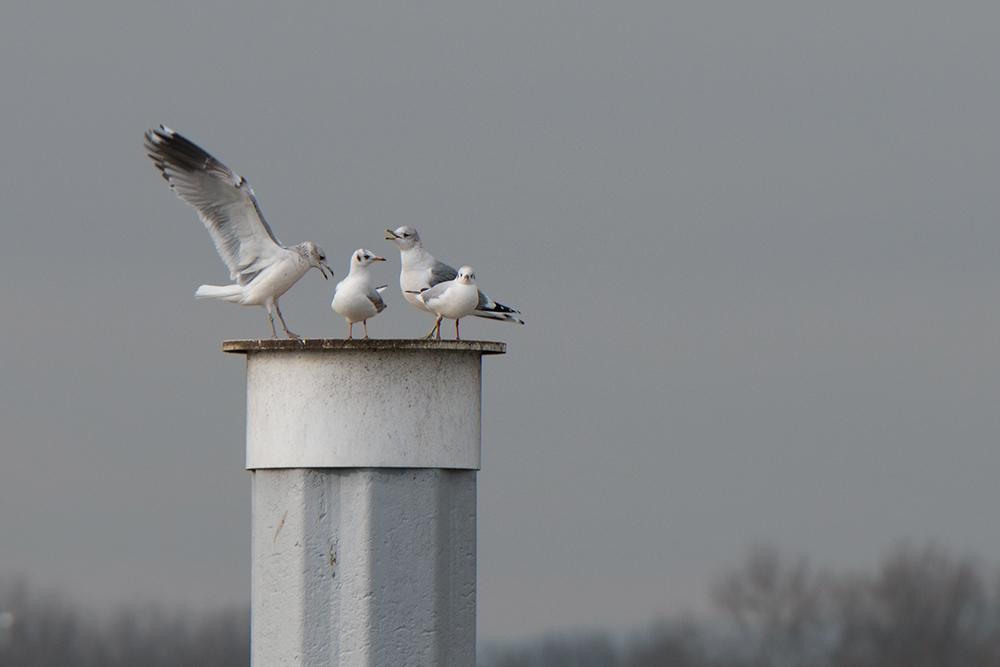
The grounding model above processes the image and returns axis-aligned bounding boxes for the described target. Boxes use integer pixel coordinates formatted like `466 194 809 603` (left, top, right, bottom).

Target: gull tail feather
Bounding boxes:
473 309 524 325
475 294 524 324
195 284 243 302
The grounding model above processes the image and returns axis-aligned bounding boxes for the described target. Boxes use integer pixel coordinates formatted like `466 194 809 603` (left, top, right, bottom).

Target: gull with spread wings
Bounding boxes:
145 126 331 338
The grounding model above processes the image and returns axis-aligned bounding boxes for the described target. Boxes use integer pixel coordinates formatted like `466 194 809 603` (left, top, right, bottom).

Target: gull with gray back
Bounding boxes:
386 226 523 337
416 266 481 340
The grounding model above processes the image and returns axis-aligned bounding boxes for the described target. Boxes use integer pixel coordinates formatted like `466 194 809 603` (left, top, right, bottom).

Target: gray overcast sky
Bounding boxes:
2 0 1000 641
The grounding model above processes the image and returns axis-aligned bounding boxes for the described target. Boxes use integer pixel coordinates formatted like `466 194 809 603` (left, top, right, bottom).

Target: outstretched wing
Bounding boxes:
145 126 282 285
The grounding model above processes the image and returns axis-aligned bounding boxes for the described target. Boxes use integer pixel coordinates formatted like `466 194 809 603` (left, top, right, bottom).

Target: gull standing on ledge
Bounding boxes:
385 226 523 337
415 266 480 340
145 126 332 339
331 249 388 339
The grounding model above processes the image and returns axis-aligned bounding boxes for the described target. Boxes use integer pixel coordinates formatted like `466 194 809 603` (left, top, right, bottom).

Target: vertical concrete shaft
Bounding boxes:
251 469 476 666
224 339 505 667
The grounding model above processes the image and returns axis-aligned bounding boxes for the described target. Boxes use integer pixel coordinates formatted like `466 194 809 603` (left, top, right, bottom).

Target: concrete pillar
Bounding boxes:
223 339 505 667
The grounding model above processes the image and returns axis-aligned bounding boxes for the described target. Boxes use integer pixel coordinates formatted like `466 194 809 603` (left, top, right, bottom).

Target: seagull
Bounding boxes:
144 126 332 339
331 249 388 339
415 266 480 340
385 226 523 337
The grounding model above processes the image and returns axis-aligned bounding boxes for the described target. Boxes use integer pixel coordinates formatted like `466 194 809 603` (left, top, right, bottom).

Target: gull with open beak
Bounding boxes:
385 226 523 337
145 126 332 338
331 249 388 339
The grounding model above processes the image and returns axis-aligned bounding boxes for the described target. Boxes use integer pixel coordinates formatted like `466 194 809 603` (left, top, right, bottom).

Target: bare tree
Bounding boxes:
829 544 1000 667
623 543 1000 667
710 545 829 667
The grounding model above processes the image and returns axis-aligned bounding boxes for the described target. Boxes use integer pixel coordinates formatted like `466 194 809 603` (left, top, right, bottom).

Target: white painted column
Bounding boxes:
223 339 505 667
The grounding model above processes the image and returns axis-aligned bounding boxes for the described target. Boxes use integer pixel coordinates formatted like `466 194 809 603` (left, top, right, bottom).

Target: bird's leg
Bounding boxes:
347 322 354 339
274 302 299 339
455 318 461 341
434 316 443 340
363 320 370 339
266 306 279 339
420 321 438 339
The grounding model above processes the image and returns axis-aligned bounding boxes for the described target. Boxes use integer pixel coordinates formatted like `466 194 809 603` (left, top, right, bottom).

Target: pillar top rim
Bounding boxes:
223 338 506 355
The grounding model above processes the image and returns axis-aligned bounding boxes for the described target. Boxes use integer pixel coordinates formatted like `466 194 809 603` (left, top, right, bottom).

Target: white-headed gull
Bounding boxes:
331 249 388 339
145 126 332 339
385 226 523 337
415 266 480 340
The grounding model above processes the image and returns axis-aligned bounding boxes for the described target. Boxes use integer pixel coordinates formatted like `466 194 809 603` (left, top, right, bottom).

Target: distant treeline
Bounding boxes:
4 543 1000 667
0 583 248 667
481 543 1000 667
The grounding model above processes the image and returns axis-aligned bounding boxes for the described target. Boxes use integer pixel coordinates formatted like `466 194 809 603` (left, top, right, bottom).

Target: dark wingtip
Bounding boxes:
490 301 520 315
143 126 216 176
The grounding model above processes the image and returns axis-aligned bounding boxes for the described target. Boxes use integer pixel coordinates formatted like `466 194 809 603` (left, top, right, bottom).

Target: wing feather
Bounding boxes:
420 281 451 303
367 287 388 313
145 126 282 284
429 261 458 286
474 291 523 323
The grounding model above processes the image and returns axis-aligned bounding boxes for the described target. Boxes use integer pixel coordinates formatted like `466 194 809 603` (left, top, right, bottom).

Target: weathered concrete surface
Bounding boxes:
225 341 500 666
225 340 504 469
251 469 477 667
223 339 505 355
